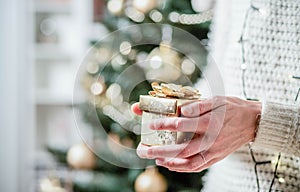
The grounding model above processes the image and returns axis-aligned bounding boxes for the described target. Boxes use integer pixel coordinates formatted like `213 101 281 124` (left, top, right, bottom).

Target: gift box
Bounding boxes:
139 82 201 146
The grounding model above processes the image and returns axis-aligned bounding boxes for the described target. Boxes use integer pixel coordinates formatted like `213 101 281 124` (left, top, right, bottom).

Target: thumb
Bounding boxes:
181 97 226 117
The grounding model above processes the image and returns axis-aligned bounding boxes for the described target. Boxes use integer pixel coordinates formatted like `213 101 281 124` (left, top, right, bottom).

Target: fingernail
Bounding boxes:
181 105 193 116
156 158 164 165
137 148 147 158
183 102 201 117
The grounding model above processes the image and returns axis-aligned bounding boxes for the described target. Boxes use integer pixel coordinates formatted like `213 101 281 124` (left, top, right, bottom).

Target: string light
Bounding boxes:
149 10 163 22
177 10 213 25
241 1 300 190
125 3 213 25
125 7 145 23
168 12 180 23
149 55 163 69
181 58 196 75
106 83 122 100
239 2 285 192
295 88 300 102
278 177 285 183
40 18 57 36
90 81 105 95
86 62 99 74
111 55 127 69
292 75 300 80
258 8 270 17
119 41 132 55
293 76 300 102
95 48 110 63
108 0 213 25
240 63 247 70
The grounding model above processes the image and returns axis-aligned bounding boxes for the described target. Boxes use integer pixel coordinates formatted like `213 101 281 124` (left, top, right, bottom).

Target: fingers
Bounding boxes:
181 96 227 117
164 158 218 173
136 143 156 159
131 102 143 115
155 151 216 172
181 101 212 117
136 136 207 159
137 142 188 159
150 114 211 133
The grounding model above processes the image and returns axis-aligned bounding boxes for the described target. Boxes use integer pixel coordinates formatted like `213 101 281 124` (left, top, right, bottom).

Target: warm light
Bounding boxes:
241 63 247 70
278 177 285 183
112 55 127 68
271 158 283 171
111 94 123 106
40 18 57 36
106 83 121 99
169 12 180 23
125 7 145 22
259 8 270 17
40 178 53 191
107 0 124 15
150 55 162 69
191 0 212 12
128 49 137 60
96 48 110 63
132 0 157 13
181 58 196 75
136 52 148 67
120 41 132 55
289 74 295 80
86 62 99 74
90 82 105 95
150 10 163 22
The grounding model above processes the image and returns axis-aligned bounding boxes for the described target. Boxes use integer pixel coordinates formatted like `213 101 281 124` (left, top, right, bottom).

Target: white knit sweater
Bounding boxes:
198 0 300 191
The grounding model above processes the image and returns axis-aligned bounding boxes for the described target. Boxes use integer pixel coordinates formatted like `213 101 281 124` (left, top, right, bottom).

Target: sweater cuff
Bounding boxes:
253 101 298 152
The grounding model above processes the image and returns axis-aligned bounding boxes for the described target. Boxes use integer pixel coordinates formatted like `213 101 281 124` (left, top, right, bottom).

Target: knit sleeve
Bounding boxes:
253 101 300 156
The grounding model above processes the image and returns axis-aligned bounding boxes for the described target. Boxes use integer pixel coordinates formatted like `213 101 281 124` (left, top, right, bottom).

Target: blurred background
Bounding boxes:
0 0 212 191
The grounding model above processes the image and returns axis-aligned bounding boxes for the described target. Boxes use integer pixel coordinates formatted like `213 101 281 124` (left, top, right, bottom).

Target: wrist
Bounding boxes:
247 101 262 142
253 102 262 142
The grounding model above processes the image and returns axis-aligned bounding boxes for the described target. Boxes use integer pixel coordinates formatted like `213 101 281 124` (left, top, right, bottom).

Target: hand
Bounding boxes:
132 96 261 172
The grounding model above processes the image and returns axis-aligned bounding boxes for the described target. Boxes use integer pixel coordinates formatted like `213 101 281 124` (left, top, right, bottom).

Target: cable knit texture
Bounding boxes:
200 0 300 191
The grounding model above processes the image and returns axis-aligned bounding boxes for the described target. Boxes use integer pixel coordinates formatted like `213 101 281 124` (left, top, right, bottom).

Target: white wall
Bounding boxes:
0 0 34 191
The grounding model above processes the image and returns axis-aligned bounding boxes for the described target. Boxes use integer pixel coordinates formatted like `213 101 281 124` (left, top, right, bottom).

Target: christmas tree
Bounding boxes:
48 0 213 191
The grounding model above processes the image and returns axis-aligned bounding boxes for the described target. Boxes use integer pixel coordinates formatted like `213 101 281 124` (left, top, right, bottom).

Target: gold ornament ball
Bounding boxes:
145 42 182 82
191 0 214 12
135 166 168 192
132 0 157 13
67 142 96 169
107 0 124 16
39 177 67 192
